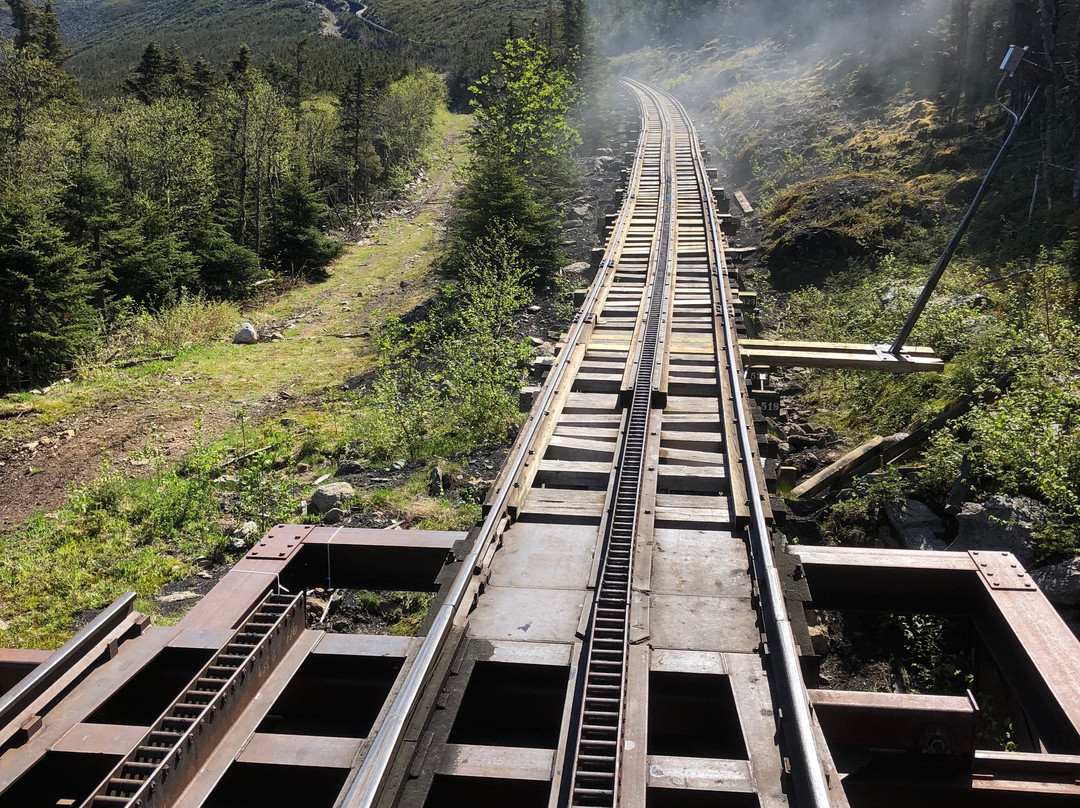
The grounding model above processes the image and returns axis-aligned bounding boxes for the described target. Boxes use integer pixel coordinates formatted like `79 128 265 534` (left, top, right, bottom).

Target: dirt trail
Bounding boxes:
0 122 464 532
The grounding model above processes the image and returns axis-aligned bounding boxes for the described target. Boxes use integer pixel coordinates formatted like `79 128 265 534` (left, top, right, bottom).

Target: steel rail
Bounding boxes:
652 82 835 807
0 591 135 731
339 86 653 808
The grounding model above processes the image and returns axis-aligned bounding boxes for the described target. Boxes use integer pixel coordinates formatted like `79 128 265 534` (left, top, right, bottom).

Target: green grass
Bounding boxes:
0 112 484 648
0 110 468 444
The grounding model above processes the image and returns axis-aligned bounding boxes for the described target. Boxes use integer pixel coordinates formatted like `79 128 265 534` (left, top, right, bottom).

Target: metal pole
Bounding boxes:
890 85 1041 355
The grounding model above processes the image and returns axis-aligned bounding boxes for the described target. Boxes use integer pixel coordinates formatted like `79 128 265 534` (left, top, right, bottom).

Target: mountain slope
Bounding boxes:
51 0 322 94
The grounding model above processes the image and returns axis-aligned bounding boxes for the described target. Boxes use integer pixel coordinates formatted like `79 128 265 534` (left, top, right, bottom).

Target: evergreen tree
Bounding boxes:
265 164 343 275
454 150 560 277
123 42 193 103
37 1 68 64
339 63 382 209
0 186 97 389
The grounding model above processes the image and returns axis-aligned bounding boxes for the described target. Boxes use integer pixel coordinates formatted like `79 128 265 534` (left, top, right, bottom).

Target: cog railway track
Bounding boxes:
1 81 1079 808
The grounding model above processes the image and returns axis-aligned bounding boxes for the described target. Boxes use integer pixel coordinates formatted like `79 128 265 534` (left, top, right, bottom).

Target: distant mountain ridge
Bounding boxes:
46 0 322 94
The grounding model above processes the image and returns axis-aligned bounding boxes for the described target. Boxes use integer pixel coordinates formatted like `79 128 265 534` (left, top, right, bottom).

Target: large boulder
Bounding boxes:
1031 557 1080 606
310 482 355 514
233 322 259 344
885 499 948 551
947 495 1043 568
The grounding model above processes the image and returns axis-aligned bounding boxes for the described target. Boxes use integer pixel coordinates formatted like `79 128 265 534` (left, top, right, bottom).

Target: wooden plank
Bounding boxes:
546 434 619 461
536 459 612 487
733 190 753 214
439 744 554 781
791 436 885 499
742 338 937 356
742 348 944 373
646 755 755 792
620 646 651 805
725 653 790 808
660 431 724 451
658 463 725 483
716 319 749 525
659 446 726 466
552 425 621 440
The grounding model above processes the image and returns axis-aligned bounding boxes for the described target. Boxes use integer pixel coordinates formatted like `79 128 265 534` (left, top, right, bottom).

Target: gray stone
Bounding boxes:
233 322 259 344
336 460 364 476
788 433 826 450
560 261 590 275
310 481 355 514
429 465 444 497
227 535 248 552
322 507 346 525
526 304 541 314
885 499 948 552
948 495 1043 568
268 331 284 341
572 205 590 218
529 336 544 348
1031 557 1080 605
235 520 260 541
536 341 556 358
156 590 200 604
391 458 407 471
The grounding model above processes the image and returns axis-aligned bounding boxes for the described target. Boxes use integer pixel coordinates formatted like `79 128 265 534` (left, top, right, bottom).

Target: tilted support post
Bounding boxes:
890 81 1041 356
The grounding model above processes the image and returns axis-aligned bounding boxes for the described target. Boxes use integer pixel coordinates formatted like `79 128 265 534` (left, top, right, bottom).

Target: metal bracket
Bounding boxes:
970 550 1036 591
246 525 310 561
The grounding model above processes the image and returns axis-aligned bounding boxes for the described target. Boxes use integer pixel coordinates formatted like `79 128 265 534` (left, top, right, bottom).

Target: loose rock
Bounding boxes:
156 591 200 604
429 465 444 497
885 499 947 551
336 460 364 476
233 322 259 344
310 482 355 514
948 495 1043 568
233 520 259 542
1031 557 1080 605
322 507 346 525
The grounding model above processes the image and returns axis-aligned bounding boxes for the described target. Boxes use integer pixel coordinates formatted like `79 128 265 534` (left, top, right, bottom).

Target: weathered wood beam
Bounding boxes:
740 339 944 373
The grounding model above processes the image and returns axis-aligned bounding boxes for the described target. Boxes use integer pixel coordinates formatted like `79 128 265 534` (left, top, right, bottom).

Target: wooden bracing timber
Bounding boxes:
741 339 944 373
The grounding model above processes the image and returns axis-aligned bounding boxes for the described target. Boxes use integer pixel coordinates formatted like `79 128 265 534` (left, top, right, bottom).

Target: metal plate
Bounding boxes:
650 529 750 597
487 523 600 590
245 524 312 560
467 586 588 643
970 550 1036 591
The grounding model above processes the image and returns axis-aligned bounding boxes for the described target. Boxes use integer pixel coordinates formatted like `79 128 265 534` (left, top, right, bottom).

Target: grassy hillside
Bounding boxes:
48 0 320 95
370 0 549 50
